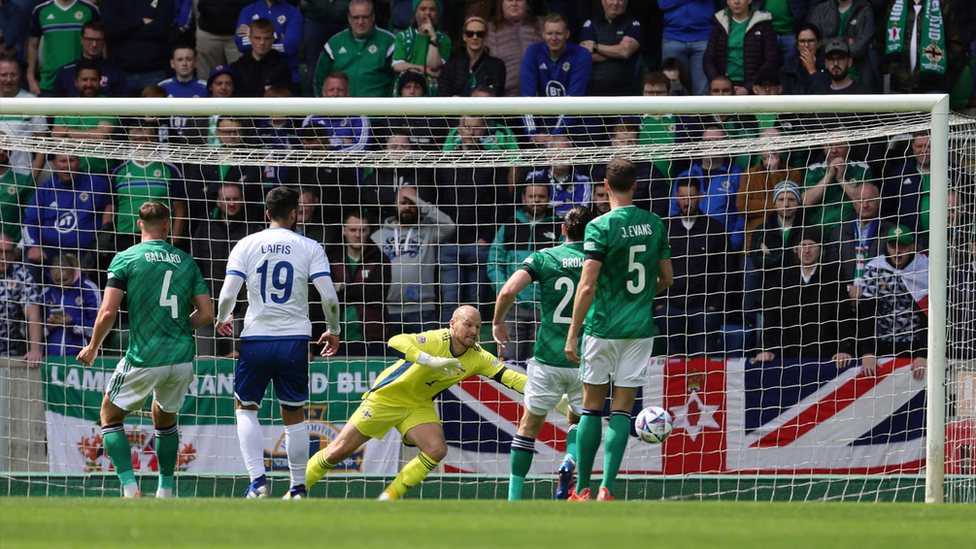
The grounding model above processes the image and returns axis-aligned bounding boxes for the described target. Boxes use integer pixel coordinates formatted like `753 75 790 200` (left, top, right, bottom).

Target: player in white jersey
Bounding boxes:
215 187 341 500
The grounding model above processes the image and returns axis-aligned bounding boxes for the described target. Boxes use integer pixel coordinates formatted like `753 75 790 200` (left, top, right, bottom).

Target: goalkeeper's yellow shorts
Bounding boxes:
349 394 440 441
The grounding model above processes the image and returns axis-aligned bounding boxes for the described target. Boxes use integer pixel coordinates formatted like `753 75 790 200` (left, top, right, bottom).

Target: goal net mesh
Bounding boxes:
0 103 973 502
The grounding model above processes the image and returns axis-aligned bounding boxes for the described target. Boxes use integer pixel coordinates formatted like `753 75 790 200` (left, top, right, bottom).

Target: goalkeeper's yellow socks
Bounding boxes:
564 423 578 464
102 423 139 497
154 424 179 496
508 435 535 500
382 452 438 500
600 412 631 497
575 410 604 494
306 450 337 487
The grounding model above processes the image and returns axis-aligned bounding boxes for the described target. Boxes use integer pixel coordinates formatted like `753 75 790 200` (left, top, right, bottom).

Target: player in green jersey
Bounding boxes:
565 159 673 501
77 202 213 498
493 206 594 501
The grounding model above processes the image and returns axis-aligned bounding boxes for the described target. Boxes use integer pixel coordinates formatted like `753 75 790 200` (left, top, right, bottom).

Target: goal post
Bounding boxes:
0 94 970 501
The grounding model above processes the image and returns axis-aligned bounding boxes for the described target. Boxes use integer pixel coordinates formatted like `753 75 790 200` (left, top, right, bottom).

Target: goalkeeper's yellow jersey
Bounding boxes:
365 328 526 406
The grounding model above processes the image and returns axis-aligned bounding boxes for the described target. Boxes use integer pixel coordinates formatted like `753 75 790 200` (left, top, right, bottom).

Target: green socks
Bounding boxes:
575 412 604 493
508 435 535 500
155 424 180 491
600 412 632 496
564 423 578 464
102 424 136 489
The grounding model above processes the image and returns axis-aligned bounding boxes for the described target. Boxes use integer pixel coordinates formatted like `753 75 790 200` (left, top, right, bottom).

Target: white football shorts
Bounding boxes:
523 358 584 417
580 335 654 388
105 359 194 413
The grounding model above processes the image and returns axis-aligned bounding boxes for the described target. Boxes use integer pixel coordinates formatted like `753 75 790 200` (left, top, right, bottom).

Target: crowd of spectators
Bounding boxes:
0 0 974 380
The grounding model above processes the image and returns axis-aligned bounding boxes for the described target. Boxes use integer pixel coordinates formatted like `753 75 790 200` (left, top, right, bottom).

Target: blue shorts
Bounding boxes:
236 338 309 410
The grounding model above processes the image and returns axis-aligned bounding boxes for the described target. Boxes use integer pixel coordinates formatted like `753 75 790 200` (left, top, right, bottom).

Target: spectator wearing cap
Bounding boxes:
438 16 506 97
520 12 592 144
101 0 175 96
802 132 871 237
302 71 372 151
26 0 99 96
658 0 715 96
486 0 543 97
579 0 644 97
195 0 250 78
738 128 804 251
782 21 828 94
703 0 782 94
853 224 930 380
313 0 396 98
236 0 303 85
824 182 894 292
230 18 294 97
808 0 877 92
158 45 209 98
814 37 870 94
167 65 235 146
53 21 127 98
392 0 452 96
753 228 857 366
750 180 807 270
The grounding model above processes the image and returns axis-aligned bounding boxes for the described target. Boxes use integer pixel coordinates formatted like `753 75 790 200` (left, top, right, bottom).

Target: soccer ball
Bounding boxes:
635 406 673 444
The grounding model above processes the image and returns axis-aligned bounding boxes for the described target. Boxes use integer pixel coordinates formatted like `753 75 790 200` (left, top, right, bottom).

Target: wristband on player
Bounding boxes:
417 352 434 366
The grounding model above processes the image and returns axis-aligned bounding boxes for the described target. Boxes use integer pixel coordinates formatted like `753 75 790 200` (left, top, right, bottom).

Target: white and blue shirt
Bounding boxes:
225 228 332 339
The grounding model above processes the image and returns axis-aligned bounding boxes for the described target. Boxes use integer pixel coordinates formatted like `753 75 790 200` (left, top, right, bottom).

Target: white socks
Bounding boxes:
235 409 266 482
284 422 309 488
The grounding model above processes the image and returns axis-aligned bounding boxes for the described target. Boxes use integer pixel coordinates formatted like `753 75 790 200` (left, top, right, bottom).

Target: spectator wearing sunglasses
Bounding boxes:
438 16 506 97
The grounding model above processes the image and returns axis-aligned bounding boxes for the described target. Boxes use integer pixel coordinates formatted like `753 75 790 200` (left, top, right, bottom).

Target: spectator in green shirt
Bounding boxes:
50 59 117 176
703 0 781 93
802 133 872 237
313 0 397 97
391 0 452 96
0 142 35 243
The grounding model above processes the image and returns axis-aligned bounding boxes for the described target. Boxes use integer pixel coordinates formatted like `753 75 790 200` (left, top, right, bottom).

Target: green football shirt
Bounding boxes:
52 113 118 174
111 160 184 234
0 168 35 242
726 18 748 82
106 240 209 368
639 114 678 178
803 160 871 235
582 206 670 340
764 0 795 35
521 241 585 368
31 0 99 91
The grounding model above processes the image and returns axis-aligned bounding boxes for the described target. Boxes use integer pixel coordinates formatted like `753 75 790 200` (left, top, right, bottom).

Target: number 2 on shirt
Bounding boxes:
256 260 294 303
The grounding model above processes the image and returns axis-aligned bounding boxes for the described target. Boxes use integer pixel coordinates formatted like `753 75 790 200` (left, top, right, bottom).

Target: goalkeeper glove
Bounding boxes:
417 352 465 377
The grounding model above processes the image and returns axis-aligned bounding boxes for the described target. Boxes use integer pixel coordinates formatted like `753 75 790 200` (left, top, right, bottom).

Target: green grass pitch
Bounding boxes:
1 499 974 549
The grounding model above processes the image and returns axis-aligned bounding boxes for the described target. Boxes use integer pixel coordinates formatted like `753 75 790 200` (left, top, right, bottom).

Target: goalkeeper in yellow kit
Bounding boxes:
307 305 526 499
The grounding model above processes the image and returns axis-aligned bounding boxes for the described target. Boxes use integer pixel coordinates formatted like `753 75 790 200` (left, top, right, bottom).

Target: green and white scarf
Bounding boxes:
885 0 946 76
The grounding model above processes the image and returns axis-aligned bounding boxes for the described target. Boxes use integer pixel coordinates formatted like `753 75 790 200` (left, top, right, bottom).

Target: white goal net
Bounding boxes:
0 96 973 502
